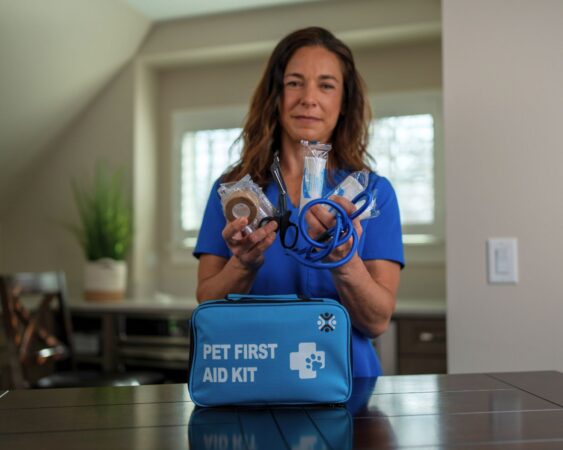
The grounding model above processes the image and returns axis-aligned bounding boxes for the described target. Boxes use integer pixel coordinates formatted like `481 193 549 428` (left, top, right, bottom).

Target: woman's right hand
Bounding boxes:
222 217 278 271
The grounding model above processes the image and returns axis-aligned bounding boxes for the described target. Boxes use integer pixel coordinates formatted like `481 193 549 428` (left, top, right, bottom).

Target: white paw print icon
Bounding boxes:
289 343 325 379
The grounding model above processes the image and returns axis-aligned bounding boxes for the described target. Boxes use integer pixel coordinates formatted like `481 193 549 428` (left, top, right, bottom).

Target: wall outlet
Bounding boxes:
487 238 518 284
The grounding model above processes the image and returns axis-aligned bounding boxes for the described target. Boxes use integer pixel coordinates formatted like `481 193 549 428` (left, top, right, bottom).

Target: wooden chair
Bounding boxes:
0 272 164 389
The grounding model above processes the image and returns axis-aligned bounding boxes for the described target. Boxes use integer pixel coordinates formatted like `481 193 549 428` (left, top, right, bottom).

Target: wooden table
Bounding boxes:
0 371 561 449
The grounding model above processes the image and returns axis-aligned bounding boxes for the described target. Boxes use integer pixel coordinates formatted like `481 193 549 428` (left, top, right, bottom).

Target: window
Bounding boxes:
180 128 242 246
172 91 443 257
369 114 436 234
369 91 444 243
171 105 246 253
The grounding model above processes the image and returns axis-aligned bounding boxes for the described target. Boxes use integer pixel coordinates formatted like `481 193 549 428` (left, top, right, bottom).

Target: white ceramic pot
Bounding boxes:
84 259 127 301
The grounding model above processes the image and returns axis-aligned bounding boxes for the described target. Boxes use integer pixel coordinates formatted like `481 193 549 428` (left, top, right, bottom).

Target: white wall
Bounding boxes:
444 0 563 372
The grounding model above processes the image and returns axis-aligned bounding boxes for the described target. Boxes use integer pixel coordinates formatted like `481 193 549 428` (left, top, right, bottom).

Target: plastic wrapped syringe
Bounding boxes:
299 140 331 212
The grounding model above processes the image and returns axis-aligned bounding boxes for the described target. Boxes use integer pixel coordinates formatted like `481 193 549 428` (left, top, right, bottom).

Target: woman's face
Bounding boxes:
279 46 344 146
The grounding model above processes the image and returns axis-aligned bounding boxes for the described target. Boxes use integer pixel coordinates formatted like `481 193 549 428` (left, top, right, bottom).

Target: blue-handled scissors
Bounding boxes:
259 152 299 249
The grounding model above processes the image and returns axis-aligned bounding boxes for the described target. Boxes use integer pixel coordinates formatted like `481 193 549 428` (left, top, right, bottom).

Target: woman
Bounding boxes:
194 27 404 377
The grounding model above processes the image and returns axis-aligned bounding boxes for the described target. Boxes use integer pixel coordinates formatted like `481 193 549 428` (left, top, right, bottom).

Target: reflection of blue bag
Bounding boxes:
188 294 352 406
188 406 353 450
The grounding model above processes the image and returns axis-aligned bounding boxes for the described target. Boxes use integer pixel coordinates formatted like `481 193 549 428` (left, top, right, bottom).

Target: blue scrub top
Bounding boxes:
194 170 404 377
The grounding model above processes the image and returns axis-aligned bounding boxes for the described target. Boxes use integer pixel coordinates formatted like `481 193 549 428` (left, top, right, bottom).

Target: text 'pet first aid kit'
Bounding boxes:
188 294 352 406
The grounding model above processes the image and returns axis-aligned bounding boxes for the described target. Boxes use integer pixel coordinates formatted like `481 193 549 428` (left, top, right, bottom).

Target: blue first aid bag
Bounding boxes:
188 294 353 406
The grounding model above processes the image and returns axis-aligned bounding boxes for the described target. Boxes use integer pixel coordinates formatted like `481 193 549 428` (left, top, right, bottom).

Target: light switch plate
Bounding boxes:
487 238 518 284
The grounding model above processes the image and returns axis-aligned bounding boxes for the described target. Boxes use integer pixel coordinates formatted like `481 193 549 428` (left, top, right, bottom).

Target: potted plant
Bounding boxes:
69 163 133 301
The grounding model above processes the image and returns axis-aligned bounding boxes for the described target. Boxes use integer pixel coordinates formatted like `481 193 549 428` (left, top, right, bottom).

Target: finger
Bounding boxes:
245 231 277 261
245 220 278 246
236 228 277 268
305 206 336 240
222 216 247 238
309 203 335 230
222 217 248 244
329 196 357 216
305 211 326 237
232 220 277 256
265 219 278 234
352 218 363 241
248 229 277 256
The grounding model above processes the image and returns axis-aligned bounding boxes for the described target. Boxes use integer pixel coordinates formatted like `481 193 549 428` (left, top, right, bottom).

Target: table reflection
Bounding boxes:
349 377 398 448
187 377 399 450
188 407 352 450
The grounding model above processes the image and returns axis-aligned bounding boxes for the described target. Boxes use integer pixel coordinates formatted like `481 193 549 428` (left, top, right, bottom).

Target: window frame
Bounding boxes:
170 105 246 263
368 89 444 245
170 90 444 264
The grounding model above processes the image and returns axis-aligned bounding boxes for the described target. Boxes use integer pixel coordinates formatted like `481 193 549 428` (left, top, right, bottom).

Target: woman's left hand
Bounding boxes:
305 196 363 264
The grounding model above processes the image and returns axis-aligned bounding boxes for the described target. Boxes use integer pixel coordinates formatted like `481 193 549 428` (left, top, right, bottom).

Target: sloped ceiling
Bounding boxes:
124 0 322 21
0 0 150 216
0 0 326 218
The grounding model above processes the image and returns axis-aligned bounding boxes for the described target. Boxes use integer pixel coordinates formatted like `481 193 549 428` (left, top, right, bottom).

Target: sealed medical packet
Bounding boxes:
300 140 332 211
218 174 275 234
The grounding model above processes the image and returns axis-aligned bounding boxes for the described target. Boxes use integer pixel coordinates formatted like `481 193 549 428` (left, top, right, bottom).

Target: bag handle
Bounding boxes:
225 293 303 301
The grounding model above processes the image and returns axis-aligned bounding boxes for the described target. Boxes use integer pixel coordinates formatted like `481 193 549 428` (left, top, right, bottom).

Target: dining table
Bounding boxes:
0 370 562 449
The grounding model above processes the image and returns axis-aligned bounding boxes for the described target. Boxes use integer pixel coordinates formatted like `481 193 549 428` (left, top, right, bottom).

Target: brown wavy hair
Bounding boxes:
223 26 372 187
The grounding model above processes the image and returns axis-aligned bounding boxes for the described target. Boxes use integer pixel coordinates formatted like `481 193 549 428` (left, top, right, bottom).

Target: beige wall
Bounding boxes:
0 0 444 303
0 63 135 295
0 0 149 214
444 0 563 372
139 0 440 60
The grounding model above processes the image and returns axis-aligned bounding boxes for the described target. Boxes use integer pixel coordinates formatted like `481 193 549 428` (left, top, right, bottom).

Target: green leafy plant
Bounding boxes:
69 164 133 261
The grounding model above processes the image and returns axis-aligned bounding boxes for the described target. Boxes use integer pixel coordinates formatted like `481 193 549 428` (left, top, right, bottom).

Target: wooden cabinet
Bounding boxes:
71 311 191 383
397 318 447 374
